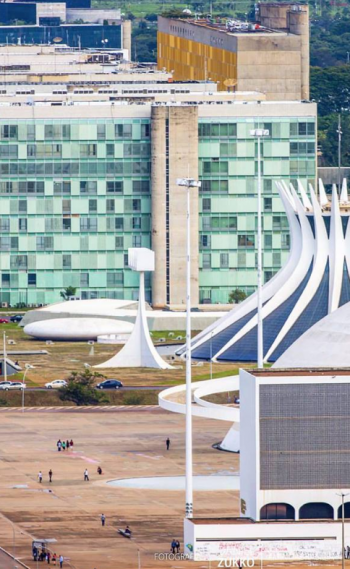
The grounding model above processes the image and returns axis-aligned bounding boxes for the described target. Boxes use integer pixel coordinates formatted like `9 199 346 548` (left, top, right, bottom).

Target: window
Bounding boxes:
282 233 290 249
132 235 141 247
203 161 228 175
115 124 132 138
62 199 71 214
0 237 18 250
203 253 211 269
80 218 97 232
264 197 272 212
89 199 97 213
124 253 129 267
106 144 114 157
115 218 123 230
133 180 150 194
0 145 17 158
220 142 237 157
200 235 211 248
238 235 255 248
264 270 275 283
44 124 70 139
264 179 272 193
80 181 97 195
62 219 71 231
28 274 36 287
132 217 141 230
106 199 115 213
264 234 272 248
19 200 27 213
202 198 211 212
27 144 61 158
97 124 106 139
80 273 89 287
1 125 17 139
237 252 246 267
141 124 150 138
107 272 124 286
10 255 27 269
115 236 124 249
19 218 27 232
37 236 53 250
199 123 236 137
63 254 71 269
220 253 229 268
0 219 9 232
80 144 97 157
273 216 289 231
2 273 10 286
27 125 35 140
202 216 237 231
273 251 281 266
106 181 123 193
201 180 228 194
125 199 141 212
54 181 71 194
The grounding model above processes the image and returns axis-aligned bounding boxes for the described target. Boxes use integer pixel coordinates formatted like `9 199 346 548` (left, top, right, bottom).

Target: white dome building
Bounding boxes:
24 318 133 341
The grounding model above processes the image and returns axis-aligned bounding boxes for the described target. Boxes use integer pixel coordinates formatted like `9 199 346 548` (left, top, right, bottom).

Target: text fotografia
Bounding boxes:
154 552 190 561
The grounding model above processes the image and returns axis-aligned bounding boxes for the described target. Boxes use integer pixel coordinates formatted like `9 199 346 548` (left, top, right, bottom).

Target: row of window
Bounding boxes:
201 250 284 269
1 272 125 288
199 233 290 249
0 123 150 141
0 215 150 233
0 161 151 177
199 122 315 139
201 215 288 232
0 180 150 195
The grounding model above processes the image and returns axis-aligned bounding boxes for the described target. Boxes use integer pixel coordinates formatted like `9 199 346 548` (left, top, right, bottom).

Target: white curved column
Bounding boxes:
319 178 329 207
329 186 345 313
265 184 328 361
340 178 348 204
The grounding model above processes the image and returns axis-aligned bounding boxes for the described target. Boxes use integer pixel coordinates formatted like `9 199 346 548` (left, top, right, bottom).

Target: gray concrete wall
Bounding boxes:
318 167 350 186
151 105 199 308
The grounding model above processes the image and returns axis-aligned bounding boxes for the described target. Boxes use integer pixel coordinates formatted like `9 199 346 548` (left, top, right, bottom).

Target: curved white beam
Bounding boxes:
297 179 313 212
340 178 348 205
329 186 345 313
319 178 329 207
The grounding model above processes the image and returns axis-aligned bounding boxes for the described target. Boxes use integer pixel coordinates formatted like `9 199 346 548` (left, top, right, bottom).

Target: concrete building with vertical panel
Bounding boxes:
0 92 316 308
158 2 309 100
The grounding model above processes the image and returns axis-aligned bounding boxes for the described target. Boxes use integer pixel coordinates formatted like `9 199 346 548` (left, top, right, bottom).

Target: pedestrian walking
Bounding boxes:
62 441 66 451
166 437 170 450
84 468 89 481
47 551 51 564
52 553 57 566
101 513 106 526
171 539 176 554
57 440 62 452
38 471 43 483
66 440 69 449
59 554 64 568
69 439 74 447
49 469 53 483
175 539 180 553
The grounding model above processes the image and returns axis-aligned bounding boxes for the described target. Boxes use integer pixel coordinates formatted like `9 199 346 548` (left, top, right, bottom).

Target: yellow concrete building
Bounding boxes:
158 2 309 100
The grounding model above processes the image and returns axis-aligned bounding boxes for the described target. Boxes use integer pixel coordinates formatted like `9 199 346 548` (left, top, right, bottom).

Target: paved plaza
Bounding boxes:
0 408 239 569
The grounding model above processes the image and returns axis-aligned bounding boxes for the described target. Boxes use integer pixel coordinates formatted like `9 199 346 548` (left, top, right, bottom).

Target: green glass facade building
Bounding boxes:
0 101 317 307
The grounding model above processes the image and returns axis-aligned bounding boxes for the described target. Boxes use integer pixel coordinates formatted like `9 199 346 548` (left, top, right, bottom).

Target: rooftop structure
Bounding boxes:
158 2 309 100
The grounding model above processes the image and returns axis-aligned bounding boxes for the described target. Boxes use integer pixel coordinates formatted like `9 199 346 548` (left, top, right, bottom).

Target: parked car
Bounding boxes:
0 318 9 324
96 379 123 390
0 381 12 388
0 382 26 390
45 380 67 389
10 315 23 323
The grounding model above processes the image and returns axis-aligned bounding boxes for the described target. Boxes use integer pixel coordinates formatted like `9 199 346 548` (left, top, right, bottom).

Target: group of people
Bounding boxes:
32 546 64 567
170 539 180 554
56 439 74 451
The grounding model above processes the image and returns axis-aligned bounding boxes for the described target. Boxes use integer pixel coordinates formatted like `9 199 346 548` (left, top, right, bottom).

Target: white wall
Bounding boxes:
240 369 259 520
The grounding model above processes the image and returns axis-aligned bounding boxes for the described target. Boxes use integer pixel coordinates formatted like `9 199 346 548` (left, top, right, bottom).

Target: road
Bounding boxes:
3 386 167 392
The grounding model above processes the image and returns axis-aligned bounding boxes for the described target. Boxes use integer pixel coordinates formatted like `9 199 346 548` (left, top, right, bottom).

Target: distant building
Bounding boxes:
158 2 309 100
0 0 129 51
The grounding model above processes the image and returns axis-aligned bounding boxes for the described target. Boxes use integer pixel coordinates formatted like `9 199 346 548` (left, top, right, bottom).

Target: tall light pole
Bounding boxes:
337 491 349 569
337 115 342 192
176 177 201 519
22 364 34 412
250 129 269 369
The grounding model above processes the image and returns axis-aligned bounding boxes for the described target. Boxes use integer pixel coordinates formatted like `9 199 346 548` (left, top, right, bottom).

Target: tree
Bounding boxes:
58 369 108 406
60 286 77 300
229 289 247 304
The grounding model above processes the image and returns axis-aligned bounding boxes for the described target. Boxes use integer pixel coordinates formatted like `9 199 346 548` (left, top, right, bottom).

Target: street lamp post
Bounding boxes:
337 491 349 569
22 364 34 412
176 177 201 519
250 129 269 369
